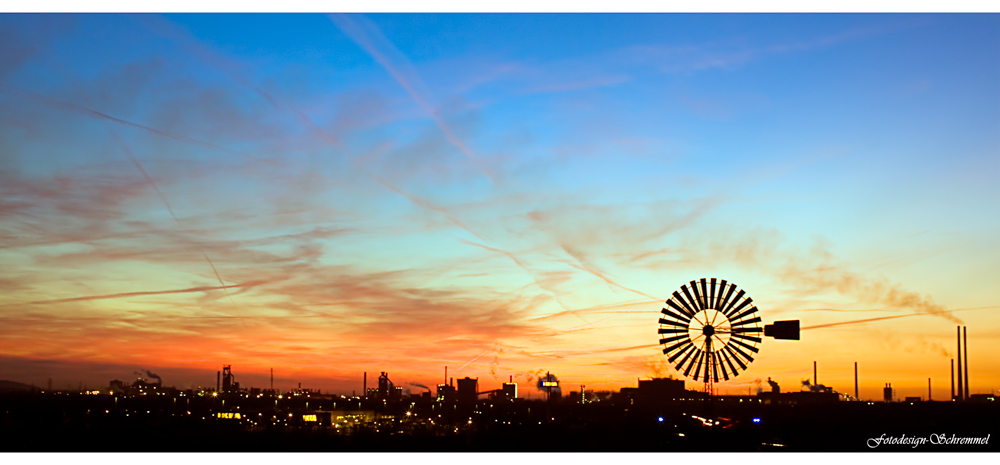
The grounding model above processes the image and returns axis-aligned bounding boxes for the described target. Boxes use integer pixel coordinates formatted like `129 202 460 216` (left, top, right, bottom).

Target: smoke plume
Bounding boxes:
145 370 162 385
536 371 561 396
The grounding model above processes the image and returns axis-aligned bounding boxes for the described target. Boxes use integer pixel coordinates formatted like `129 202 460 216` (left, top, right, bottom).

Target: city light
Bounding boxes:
752 417 761 423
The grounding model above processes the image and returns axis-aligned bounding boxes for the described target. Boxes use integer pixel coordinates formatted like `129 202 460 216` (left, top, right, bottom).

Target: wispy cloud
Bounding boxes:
329 14 495 183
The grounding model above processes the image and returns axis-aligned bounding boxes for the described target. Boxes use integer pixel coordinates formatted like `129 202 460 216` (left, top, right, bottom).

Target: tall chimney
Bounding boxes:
813 361 817 386
445 366 448 386
217 371 221 393
963 326 969 399
510 375 512 383
950 359 955 400
928 378 932 401
854 362 858 400
363 372 367 398
956 326 963 401
270 368 274 391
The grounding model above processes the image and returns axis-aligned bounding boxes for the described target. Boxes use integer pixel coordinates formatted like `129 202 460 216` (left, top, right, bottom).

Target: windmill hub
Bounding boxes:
702 325 716 337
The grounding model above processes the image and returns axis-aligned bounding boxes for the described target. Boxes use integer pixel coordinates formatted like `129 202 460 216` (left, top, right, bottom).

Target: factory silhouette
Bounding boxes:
0 325 994 452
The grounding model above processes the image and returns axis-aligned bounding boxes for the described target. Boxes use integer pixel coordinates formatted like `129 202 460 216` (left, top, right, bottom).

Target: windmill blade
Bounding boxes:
687 282 705 311
683 348 701 376
727 344 755 366
731 316 762 327
731 333 762 344
658 318 688 328
692 348 705 381
730 308 759 323
730 337 760 354
658 327 687 334
661 306 690 323
725 297 753 319
681 285 700 313
675 346 697 370
699 278 709 309
723 290 745 315
717 280 734 311
660 334 689 346
724 345 748 370
731 327 763 333
717 343 736 379
668 343 694 363
671 291 696 317
709 278 717 310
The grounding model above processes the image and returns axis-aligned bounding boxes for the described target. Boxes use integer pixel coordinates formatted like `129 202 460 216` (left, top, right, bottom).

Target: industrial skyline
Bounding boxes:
1 13 998 407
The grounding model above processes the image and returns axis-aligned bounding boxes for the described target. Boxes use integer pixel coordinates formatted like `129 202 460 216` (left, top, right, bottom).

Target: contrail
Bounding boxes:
801 305 997 330
116 134 178 221
329 13 495 184
556 316 616 333
139 16 341 146
113 131 237 309
559 245 659 301
361 164 492 244
456 348 492 371
458 238 571 311
21 282 256 305
530 299 660 322
2 86 255 160
529 343 660 358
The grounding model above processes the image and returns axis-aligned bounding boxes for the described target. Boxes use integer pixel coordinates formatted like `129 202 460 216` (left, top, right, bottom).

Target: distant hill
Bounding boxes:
0 380 37 392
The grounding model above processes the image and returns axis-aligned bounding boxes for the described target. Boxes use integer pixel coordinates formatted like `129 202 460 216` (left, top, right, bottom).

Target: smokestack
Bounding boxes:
854 362 858 400
951 359 955 401
510 375 512 383
813 361 817 386
928 378 932 401
963 326 969 399
270 368 273 391
450 377 454 387
445 366 447 386
217 371 220 393
363 372 367 398
956 326 963 401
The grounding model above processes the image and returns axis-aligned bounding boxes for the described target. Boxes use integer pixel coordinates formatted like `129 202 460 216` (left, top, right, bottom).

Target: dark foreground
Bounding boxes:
1 392 995 452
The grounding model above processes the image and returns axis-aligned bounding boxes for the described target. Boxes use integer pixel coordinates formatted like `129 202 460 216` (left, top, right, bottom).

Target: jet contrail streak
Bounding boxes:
3 86 254 159
801 305 998 330
557 316 616 333
115 133 178 221
139 15 341 147
113 131 236 308
329 13 495 184
456 349 492 371
365 169 492 243
457 238 571 311
562 259 659 301
23 282 256 305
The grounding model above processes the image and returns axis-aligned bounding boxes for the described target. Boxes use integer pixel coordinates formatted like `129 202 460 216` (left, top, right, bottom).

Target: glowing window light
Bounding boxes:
303 414 318 422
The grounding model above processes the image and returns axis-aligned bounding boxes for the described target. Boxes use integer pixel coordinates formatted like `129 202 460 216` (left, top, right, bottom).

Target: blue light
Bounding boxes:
752 417 761 423
658 416 664 422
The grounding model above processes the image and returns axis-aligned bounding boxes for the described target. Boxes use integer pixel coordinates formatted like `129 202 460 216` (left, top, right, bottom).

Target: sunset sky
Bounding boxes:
1 13 997 400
